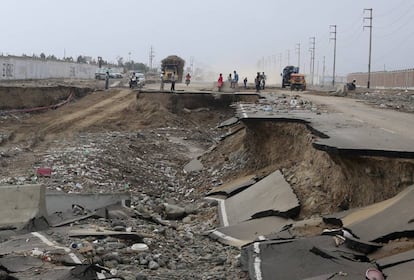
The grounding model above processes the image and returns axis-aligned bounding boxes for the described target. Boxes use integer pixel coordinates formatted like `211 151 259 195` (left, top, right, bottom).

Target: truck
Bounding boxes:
281 66 299 88
161 55 185 83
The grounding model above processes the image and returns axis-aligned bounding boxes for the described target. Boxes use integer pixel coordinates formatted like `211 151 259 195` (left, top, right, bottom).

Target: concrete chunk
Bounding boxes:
0 184 46 229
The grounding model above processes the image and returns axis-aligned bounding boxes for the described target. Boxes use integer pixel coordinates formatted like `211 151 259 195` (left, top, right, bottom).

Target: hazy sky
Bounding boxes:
2 0 414 80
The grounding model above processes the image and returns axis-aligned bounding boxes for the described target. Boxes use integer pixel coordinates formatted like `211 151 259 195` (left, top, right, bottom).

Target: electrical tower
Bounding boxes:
330 25 337 86
149 46 155 71
364 8 373 89
309 37 316 85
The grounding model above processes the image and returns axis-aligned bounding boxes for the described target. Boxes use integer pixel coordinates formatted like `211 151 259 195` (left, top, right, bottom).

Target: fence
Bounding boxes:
347 69 414 89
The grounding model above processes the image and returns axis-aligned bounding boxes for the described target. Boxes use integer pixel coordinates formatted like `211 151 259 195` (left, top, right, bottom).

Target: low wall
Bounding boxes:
348 69 414 89
1 56 122 80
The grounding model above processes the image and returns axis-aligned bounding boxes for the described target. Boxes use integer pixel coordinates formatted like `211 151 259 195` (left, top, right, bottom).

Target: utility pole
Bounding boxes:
190 56 194 75
296 43 301 68
330 25 337 86
309 37 316 85
322 56 326 87
364 8 373 89
287 50 290 65
149 46 155 71
279 53 282 69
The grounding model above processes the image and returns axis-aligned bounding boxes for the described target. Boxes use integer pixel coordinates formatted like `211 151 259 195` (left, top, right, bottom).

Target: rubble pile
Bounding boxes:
349 90 414 113
0 125 246 279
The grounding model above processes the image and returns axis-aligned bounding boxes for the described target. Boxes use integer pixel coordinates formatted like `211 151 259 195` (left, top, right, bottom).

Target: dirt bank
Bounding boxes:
0 85 93 110
200 121 414 218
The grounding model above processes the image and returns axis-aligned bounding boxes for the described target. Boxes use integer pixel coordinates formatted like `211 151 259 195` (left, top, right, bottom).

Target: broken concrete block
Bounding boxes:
0 184 47 230
183 158 203 173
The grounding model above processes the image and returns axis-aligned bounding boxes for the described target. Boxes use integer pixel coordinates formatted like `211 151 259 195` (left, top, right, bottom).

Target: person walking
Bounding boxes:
255 72 261 93
261 72 266 90
217 73 223 92
170 72 176 92
243 77 248 89
105 71 110 90
160 72 164 91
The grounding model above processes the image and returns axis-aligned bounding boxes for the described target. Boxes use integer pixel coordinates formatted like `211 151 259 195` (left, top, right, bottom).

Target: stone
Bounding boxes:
163 203 186 220
135 274 148 280
148 260 159 270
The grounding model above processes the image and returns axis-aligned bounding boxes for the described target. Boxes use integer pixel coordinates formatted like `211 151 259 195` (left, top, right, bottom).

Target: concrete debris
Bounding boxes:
183 158 204 173
0 184 47 230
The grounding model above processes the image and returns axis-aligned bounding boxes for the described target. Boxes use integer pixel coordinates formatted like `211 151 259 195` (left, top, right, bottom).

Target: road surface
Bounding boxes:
280 90 414 141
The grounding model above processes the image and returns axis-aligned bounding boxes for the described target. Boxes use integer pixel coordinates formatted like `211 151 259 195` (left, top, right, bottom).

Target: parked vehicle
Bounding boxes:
109 72 123 79
95 68 123 79
95 68 108 80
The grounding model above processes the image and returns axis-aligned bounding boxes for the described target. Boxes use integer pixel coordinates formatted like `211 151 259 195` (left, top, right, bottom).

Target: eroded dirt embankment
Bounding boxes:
0 85 93 110
202 120 414 218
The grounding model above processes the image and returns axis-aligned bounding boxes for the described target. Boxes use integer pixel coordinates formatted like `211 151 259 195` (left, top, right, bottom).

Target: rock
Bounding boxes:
104 260 119 268
148 260 159 270
103 252 122 263
184 204 198 215
135 274 148 280
163 203 187 220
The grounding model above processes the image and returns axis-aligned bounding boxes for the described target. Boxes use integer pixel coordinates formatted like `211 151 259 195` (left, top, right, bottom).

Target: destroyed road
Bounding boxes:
0 80 414 280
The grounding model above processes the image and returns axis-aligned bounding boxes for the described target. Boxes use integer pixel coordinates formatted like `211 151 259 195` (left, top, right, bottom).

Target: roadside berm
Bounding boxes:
0 82 413 279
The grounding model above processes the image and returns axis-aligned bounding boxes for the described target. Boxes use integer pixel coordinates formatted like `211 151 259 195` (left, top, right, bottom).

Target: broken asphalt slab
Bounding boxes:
323 184 414 242
236 105 414 158
209 216 292 248
0 256 43 273
206 174 257 198
222 170 300 226
376 248 414 269
241 236 373 280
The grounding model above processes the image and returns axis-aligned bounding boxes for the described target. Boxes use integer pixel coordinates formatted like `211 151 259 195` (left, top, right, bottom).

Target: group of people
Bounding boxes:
159 72 192 92
255 72 266 92
217 71 266 92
